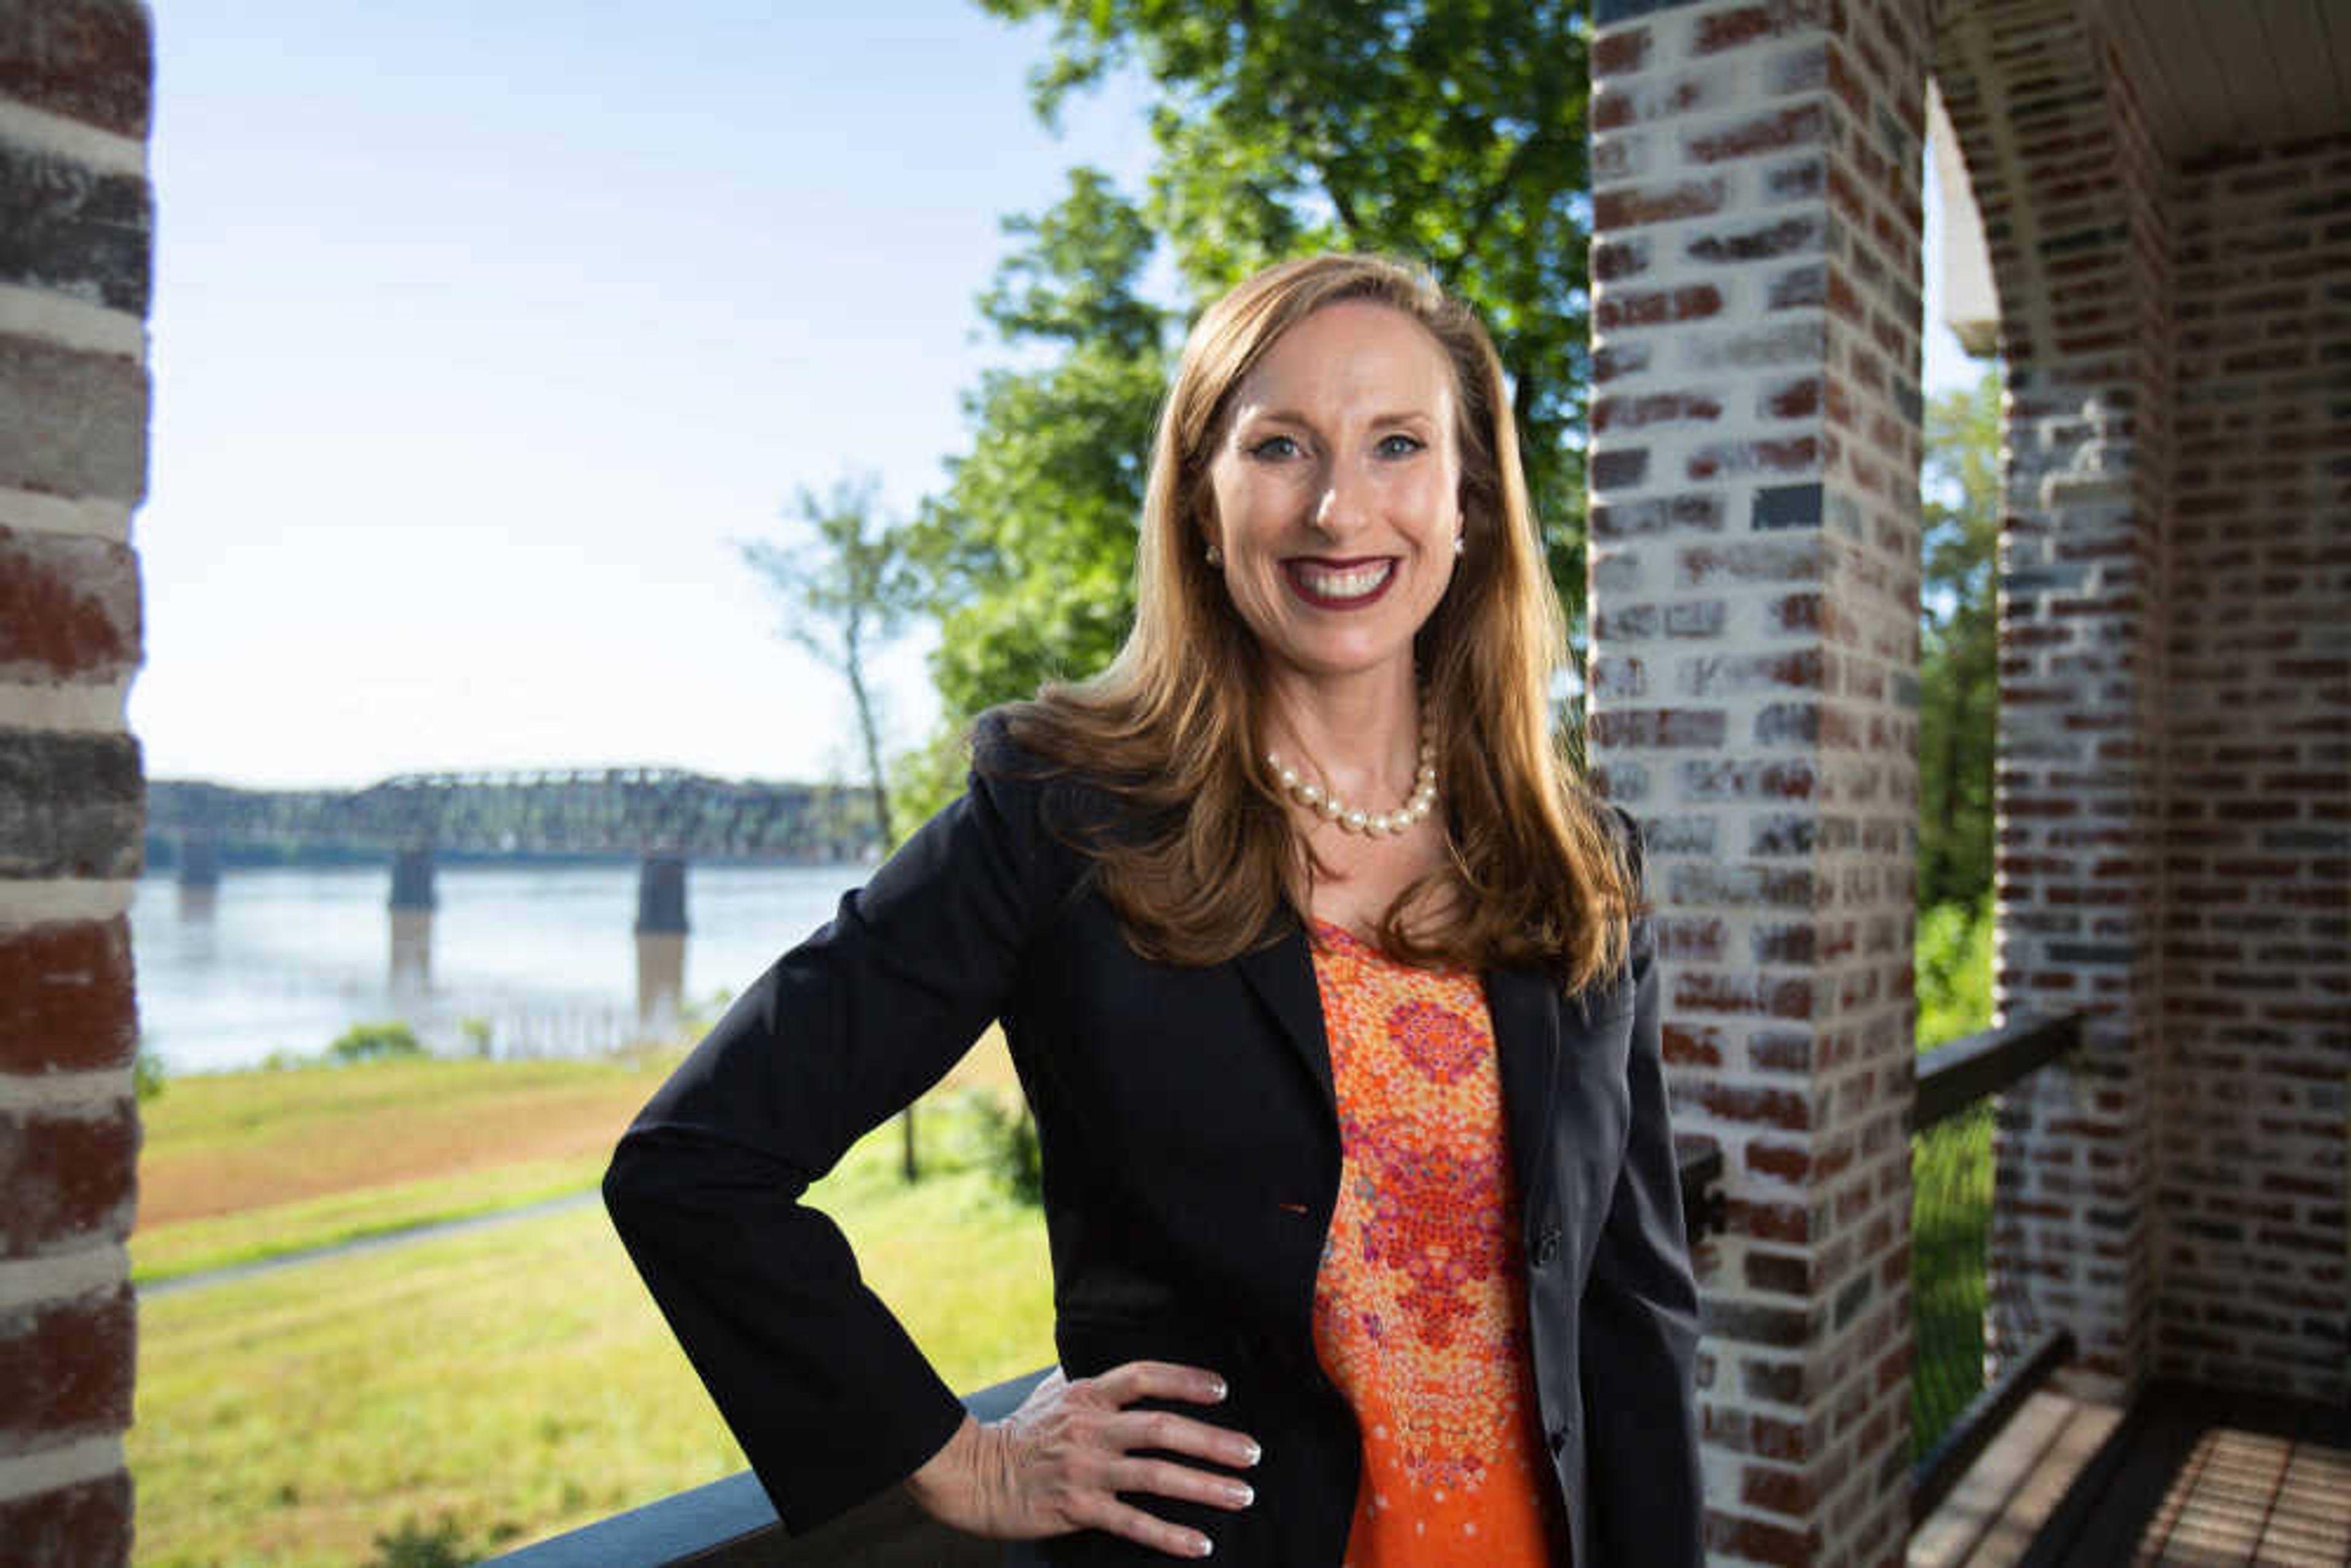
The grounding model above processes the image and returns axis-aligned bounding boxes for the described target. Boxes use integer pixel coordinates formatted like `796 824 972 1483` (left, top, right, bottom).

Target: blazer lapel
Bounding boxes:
1485 965 1565 1230
1233 920 1338 1123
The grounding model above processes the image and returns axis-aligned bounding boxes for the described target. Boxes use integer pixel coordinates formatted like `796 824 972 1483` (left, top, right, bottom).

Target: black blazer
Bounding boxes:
604 714 1703 1566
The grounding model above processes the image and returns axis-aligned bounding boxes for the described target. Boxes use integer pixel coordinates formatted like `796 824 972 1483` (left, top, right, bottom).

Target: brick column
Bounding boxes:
1588 2 1927 1563
0 4 155 1562
1934 0 2170 1405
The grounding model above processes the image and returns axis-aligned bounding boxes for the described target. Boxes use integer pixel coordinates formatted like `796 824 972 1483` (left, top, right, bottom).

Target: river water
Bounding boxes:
127 860 871 1075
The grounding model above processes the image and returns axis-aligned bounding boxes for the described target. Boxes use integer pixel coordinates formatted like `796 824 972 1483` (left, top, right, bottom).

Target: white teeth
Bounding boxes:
1296 561 1393 599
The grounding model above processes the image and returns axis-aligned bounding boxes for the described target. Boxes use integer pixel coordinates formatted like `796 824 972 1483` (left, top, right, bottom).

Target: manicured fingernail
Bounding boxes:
1208 1376 1228 1401
1227 1482 1255 1507
1194 1536 1214 1557
1240 1439 1262 1466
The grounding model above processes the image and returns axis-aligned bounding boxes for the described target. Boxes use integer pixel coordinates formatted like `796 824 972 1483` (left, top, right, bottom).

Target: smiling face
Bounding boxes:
1202 299 1464 693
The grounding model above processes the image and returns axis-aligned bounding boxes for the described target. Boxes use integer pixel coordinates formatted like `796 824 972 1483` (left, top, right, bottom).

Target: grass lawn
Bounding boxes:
1910 1105 1994 1458
136 1052 679 1227
131 1038 1042 1565
1908 902 1999 1461
134 1156 611 1286
133 1032 1017 1283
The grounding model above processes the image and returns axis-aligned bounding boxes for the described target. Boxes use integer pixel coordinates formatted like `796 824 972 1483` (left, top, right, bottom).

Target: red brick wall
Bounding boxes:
2159 133 2351 1404
1589 0 1929 1560
0 2 154 1560
1933 0 2171 1405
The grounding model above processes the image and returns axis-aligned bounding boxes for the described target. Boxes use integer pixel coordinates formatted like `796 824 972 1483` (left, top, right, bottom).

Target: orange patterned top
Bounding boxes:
1307 920 1562 1567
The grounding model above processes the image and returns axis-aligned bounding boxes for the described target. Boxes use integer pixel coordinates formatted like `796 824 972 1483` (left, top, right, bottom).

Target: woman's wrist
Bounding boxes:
904 1413 994 1528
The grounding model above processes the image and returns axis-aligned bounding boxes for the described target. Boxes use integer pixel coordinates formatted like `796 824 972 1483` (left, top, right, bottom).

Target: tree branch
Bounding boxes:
1310 146 1363 242
1456 124 1551 268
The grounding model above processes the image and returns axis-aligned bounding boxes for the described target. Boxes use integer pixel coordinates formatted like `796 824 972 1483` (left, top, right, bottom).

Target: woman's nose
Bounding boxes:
1312 468 1370 536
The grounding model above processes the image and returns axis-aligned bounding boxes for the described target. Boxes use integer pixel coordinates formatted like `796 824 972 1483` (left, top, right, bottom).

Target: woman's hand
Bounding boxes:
902 1362 1261 1558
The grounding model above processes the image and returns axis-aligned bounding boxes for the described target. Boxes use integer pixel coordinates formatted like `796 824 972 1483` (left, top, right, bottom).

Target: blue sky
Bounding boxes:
130 1 1980 789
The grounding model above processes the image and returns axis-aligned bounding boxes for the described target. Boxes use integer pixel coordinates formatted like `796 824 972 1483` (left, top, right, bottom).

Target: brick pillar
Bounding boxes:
0 3 156 1562
1934 0 2170 1405
1588 1 1927 1563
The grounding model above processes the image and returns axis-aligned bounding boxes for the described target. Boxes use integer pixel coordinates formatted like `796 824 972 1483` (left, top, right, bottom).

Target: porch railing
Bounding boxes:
1908 1011 2085 1525
493 1368 1054 1567
496 1143 1731 1566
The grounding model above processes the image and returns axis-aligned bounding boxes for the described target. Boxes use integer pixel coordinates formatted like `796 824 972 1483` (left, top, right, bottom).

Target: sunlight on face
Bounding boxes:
1205 301 1464 694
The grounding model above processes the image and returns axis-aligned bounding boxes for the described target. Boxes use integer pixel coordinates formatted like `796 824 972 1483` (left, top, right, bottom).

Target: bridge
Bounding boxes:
146 769 878 860
147 771 885 1030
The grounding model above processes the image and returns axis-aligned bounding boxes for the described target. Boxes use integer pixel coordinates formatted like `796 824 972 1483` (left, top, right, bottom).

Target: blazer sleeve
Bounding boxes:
601 713 1059 1534
1580 808 1706 1566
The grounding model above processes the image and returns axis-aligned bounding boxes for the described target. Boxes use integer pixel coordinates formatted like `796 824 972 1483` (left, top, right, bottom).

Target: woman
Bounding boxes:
604 254 1703 1565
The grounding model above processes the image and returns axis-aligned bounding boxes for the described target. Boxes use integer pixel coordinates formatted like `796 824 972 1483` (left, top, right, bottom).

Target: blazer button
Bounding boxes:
1533 1224 1562 1267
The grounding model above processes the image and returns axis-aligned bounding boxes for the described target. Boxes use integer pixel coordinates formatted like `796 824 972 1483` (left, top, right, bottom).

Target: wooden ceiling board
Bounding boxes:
2087 0 2350 159
2107 0 2189 152
2330 0 2351 129
2248 4 2336 146
2179 1 2258 151
2238 2 2332 148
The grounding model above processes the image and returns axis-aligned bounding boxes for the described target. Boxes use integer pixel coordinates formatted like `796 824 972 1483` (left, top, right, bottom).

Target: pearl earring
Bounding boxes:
1452 533 1466 557
1205 543 1223 568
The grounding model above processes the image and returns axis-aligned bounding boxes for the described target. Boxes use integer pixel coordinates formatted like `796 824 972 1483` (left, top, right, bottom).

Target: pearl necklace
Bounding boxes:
1265 715 1439 836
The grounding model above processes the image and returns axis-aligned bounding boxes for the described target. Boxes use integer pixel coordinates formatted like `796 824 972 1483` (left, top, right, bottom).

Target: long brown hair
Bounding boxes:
992 253 1635 993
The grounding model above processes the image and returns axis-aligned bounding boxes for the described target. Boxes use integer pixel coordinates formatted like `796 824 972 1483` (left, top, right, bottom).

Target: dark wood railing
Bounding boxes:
493 1368 1052 1567
497 1144 1730 1566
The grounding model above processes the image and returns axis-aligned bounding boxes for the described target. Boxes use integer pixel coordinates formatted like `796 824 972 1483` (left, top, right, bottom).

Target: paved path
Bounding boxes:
138 1188 603 1298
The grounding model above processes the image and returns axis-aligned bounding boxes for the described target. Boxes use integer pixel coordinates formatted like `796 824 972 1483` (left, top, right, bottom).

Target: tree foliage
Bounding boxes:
906 0 1597 773
995 0 1594 590
741 475 920 842
1917 366 2000 910
910 171 1169 724
327 1021 426 1065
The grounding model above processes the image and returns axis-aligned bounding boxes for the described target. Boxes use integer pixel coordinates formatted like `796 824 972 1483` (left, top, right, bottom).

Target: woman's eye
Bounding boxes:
1376 433 1425 458
1248 435 1302 460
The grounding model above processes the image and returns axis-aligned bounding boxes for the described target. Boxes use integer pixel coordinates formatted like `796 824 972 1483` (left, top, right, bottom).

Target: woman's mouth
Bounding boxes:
1283 557 1396 609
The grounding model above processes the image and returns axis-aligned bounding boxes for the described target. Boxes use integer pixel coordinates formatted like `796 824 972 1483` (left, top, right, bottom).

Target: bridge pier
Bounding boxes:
634 854 688 1032
389 847 435 993
176 835 220 919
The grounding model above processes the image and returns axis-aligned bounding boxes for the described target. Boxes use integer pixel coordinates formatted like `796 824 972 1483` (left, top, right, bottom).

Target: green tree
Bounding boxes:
741 475 921 847
909 169 1171 729
1918 366 2001 910
995 0 1597 601
900 1 1598 820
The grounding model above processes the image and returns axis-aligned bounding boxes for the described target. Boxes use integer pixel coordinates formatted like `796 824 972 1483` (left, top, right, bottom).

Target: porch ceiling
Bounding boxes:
2084 0 2351 160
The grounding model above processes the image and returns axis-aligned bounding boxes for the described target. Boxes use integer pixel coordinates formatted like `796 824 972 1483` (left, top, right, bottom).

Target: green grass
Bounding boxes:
137 1052 681 1230
1910 1106 1995 1459
134 1037 1018 1286
1910 893 1999 1461
131 1098 1054 1567
141 1052 673 1154
132 1156 609 1286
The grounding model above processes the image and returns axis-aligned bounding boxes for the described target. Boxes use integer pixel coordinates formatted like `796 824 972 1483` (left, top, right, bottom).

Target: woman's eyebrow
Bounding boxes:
1242 406 1437 427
